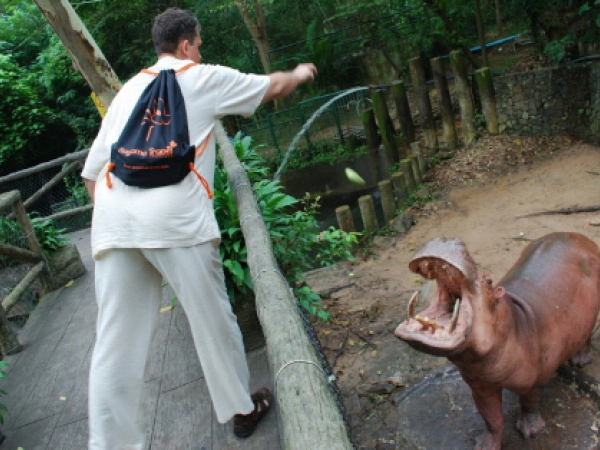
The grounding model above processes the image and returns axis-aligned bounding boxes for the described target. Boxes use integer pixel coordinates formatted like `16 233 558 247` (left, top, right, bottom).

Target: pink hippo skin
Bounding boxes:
394 232 600 450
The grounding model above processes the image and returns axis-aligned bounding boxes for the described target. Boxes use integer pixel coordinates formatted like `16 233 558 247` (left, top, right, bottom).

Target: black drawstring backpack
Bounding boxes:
106 63 212 197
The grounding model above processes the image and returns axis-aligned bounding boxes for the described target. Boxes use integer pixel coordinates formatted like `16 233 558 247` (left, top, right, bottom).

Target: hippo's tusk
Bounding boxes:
449 299 461 333
407 291 418 321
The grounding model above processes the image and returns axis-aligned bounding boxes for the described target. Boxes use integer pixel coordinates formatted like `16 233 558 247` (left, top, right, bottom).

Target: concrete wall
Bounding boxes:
494 62 600 144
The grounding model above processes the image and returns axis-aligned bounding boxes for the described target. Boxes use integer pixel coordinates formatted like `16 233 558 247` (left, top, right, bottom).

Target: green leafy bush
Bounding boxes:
215 133 360 320
0 215 67 258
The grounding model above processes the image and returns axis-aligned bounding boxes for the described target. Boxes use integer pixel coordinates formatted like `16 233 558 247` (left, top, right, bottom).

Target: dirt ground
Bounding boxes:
305 134 600 449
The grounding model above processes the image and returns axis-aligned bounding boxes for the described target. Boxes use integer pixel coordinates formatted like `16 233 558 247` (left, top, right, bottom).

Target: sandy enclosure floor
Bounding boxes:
306 138 600 448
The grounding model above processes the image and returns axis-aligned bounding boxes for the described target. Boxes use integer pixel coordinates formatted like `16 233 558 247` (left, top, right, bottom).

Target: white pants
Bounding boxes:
88 242 255 450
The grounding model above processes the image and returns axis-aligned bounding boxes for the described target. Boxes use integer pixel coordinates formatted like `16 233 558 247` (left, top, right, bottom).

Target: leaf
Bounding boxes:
159 305 174 313
64 279 74 288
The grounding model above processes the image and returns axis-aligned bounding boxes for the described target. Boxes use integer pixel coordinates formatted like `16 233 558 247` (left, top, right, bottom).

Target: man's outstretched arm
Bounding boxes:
261 63 317 104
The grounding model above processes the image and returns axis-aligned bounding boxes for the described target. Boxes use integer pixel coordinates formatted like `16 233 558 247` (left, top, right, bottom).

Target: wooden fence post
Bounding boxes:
400 160 417 192
431 57 458 150
12 193 54 295
336 205 356 232
410 141 427 176
391 172 409 207
359 195 379 232
410 157 422 185
409 57 438 152
371 89 401 163
391 81 416 145
449 50 476 144
378 180 396 225
475 67 499 135
361 108 381 152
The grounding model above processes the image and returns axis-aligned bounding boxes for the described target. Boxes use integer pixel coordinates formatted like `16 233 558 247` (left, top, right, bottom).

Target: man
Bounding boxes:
82 7 316 449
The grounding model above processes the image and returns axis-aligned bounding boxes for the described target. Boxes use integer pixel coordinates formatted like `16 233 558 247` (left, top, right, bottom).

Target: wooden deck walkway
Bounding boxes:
0 228 282 450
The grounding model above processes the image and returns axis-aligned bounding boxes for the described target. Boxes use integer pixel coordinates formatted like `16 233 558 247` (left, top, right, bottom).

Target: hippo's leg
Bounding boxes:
569 339 593 367
516 387 545 438
471 387 503 450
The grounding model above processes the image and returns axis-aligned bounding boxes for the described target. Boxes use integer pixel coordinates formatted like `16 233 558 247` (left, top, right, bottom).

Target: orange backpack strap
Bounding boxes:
188 163 214 199
106 162 115 188
195 132 211 157
140 63 198 76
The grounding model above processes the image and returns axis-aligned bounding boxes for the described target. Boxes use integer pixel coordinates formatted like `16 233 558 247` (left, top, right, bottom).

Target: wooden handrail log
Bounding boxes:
32 204 93 224
2 262 45 313
0 243 43 265
215 122 353 450
0 190 20 213
0 149 88 186
23 161 82 211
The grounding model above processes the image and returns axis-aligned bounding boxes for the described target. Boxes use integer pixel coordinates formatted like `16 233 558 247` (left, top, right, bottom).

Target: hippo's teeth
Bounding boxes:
407 291 418 321
449 299 461 333
414 315 444 330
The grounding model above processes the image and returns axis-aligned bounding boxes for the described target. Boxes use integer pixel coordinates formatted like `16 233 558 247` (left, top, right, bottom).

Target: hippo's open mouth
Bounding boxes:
395 253 474 357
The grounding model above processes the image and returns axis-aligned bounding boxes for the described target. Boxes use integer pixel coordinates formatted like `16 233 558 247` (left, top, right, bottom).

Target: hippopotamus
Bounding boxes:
394 232 600 450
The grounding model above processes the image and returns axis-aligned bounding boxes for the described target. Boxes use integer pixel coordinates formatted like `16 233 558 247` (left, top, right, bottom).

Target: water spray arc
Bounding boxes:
273 86 370 181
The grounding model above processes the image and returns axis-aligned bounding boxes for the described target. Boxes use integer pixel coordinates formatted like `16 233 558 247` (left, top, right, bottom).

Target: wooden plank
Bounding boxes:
144 285 175 383
151 378 211 449
22 273 93 346
16 289 64 346
159 305 204 392
212 347 282 450
56 340 93 427
0 327 67 431
46 418 88 449
0 411 59 450
13 280 96 427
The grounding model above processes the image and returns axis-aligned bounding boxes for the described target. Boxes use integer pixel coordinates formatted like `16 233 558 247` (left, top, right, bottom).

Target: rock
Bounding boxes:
48 243 86 289
391 212 414 233
367 382 395 395
375 442 396 450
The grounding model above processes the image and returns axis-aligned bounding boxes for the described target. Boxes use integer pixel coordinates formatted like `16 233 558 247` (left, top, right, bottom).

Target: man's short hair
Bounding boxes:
152 8 200 55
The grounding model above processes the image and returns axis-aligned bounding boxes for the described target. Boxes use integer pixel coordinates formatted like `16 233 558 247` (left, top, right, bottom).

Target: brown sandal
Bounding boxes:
233 387 273 438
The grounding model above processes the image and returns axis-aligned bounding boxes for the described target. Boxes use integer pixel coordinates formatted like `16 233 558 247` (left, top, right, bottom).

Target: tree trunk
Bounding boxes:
420 0 480 69
474 0 489 67
235 0 271 74
495 0 503 37
33 0 122 109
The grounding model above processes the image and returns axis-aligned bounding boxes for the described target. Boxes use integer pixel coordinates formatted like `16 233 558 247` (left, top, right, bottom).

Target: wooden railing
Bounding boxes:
0 149 91 224
0 190 58 355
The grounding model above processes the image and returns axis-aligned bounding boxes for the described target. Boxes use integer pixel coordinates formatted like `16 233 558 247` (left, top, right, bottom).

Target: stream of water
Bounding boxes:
273 86 370 181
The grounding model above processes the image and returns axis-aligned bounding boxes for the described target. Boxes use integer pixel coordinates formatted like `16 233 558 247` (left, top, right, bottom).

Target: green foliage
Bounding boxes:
473 111 487 131
63 167 92 206
544 35 575 64
0 54 60 172
215 133 360 318
0 215 67 257
398 184 434 211
272 143 368 171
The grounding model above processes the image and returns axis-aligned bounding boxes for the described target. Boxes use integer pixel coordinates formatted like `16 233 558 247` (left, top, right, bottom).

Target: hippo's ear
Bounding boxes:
493 286 505 300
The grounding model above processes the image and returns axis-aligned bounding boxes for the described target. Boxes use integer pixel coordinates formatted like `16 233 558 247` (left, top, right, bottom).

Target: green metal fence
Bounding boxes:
241 89 370 158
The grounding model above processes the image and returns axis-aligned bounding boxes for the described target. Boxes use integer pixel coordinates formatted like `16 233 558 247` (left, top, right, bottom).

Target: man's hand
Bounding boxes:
262 63 318 104
292 63 317 85
84 178 96 202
